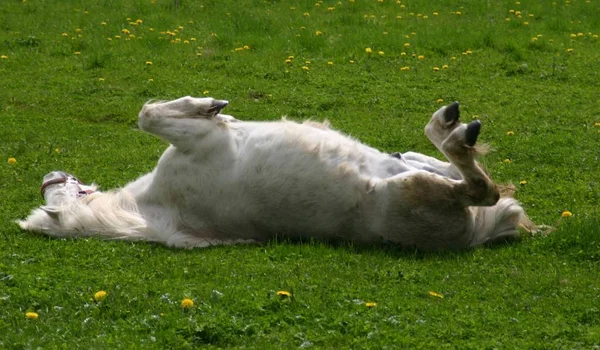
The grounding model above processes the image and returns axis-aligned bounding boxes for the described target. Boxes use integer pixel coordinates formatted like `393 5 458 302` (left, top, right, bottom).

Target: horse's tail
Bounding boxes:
17 190 151 240
469 197 536 246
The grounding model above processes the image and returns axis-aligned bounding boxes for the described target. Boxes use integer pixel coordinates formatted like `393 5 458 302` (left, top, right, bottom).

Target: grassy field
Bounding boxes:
1 0 599 348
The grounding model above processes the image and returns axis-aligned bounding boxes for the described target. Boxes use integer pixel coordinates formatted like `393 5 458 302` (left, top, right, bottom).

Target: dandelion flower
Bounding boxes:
442 64 449 69
519 180 527 185
365 302 377 308
404 43 410 47
145 61 152 65
428 291 444 299
243 45 250 50
100 21 107 25
400 52 407 56
561 210 573 217
75 28 82 33
1 55 7 59
74 51 81 55
378 51 384 56
148 78 154 82
349 60 355 64
433 12 439 16
400 66 410 71
277 290 292 297
94 290 107 301
301 66 309 71
417 55 425 60
436 99 444 103
303 12 310 16
327 61 333 65
181 298 194 308
566 48 573 53
577 32 584 37
594 122 600 127
25 312 39 320
121 29 130 35
203 90 209 95
315 30 323 36
433 67 440 71
503 158 512 163
506 131 514 136
8 157 17 165
285 59 292 64
98 78 105 82
365 47 373 54
593 35 598 39
136 19 143 24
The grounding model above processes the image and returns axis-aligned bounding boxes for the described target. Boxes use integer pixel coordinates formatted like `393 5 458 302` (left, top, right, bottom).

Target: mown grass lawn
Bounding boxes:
1 0 599 348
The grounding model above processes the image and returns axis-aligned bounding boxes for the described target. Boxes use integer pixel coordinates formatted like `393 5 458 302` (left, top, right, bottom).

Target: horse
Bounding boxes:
18 96 534 250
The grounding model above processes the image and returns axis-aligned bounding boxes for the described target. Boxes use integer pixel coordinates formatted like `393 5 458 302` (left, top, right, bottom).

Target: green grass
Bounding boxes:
1 0 599 348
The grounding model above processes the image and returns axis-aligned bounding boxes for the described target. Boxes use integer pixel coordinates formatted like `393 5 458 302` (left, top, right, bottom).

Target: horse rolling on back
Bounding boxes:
18 96 535 250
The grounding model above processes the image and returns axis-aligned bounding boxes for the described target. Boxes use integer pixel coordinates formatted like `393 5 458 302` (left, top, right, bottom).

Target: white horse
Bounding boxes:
18 96 535 250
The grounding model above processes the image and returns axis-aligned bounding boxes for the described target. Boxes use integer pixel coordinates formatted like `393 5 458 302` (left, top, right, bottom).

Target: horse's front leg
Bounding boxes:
138 96 229 149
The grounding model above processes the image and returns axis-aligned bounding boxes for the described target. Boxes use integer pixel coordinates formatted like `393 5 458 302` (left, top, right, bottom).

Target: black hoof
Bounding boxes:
209 100 229 115
465 120 481 147
390 152 402 159
443 101 460 124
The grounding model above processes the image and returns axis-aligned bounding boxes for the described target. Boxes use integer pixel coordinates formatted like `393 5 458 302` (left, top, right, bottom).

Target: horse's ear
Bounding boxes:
41 206 60 220
209 99 229 115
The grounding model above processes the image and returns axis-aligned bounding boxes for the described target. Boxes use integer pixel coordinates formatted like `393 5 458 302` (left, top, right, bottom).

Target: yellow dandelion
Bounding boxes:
301 66 309 71
183 40 190 44
594 122 600 127
466 50 472 54
276 290 292 297
74 51 81 55
55 148 60 153
570 33 577 39
148 78 154 82
190 37 196 41
531 37 538 42
243 45 250 50
455 11 462 15
98 78 105 82
136 19 143 24
303 12 310 16
181 298 194 308
383 31 388 35
100 21 107 25
433 67 440 71
423 15 428 19
400 52 407 56
506 131 514 136
145 61 152 65
436 99 444 103
400 66 410 71
428 291 444 299
8 157 17 165
235 47 244 51
577 32 584 37
61 33 68 37
593 35 599 39
285 59 292 64
451 56 456 60
506 17 511 22
417 55 425 60
433 12 439 16
315 30 323 36
566 48 573 53
365 47 373 54
349 60 355 64
327 61 333 65
115 35 121 39
503 158 512 163
442 64 449 69
561 210 573 217
75 28 82 33
523 22 529 26
305 60 311 64
365 302 377 308
327 6 335 11
107 38 112 41
0 55 7 59
203 90 209 95
378 51 384 56
25 312 39 320
519 180 527 185
509 9 515 13
404 43 410 48
121 29 130 35
129 34 135 38
94 290 107 301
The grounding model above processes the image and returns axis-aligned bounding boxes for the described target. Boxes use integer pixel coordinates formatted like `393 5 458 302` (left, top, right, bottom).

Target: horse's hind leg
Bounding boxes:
138 96 229 148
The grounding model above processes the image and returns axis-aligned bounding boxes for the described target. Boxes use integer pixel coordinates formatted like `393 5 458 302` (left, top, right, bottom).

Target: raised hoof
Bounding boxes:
465 120 481 147
208 99 229 115
443 102 460 125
